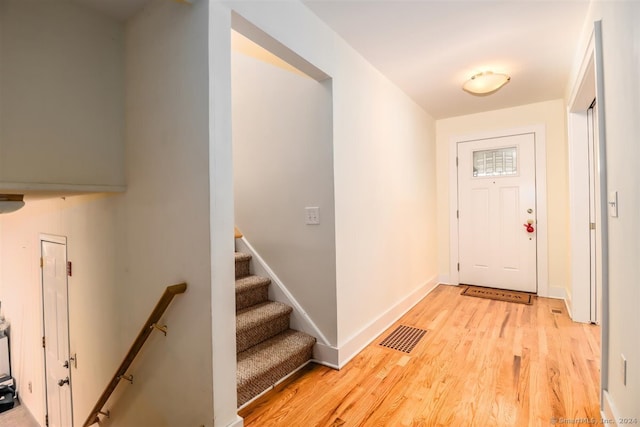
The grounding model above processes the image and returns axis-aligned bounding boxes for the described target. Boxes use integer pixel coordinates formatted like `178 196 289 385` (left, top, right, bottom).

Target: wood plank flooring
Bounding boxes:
239 284 601 426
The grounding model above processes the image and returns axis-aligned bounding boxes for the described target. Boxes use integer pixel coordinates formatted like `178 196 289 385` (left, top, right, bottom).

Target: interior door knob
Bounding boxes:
58 377 69 387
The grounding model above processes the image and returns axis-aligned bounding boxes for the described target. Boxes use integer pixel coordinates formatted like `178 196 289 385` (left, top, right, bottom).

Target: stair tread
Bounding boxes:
235 252 252 262
237 329 316 385
237 301 292 332
235 275 270 293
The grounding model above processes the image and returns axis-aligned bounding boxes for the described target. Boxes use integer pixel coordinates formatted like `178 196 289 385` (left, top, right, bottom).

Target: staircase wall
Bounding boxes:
232 49 338 346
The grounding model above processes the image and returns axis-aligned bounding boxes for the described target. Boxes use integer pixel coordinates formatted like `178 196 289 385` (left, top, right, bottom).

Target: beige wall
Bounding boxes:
0 0 125 189
0 1 216 426
436 99 569 296
112 1 214 425
0 196 121 427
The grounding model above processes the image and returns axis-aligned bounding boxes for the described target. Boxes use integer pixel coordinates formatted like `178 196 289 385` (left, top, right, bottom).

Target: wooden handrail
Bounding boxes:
83 282 187 427
234 226 243 239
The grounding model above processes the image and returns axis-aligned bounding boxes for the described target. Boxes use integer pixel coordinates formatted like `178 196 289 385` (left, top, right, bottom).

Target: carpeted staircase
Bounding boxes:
235 251 316 407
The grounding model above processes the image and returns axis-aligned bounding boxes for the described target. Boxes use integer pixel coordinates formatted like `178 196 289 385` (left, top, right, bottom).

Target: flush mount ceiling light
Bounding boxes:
463 71 511 95
0 194 25 214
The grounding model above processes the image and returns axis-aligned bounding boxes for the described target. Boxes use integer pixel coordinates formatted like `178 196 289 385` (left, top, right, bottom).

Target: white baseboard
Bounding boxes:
336 276 439 368
543 285 567 300
226 415 244 427
437 274 451 285
563 290 574 320
312 342 339 368
236 239 440 369
602 390 620 426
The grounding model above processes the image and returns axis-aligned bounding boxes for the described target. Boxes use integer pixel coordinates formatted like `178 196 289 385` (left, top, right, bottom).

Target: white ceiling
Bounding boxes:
303 0 590 119
74 0 590 119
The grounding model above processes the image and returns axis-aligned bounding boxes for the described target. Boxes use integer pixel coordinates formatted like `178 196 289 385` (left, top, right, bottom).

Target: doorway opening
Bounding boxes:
230 13 337 343
567 19 608 411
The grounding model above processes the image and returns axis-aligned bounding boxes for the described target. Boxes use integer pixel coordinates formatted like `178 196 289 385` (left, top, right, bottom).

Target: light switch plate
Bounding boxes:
305 207 320 225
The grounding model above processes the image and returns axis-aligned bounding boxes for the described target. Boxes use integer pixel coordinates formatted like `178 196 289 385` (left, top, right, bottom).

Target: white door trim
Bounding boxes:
449 125 549 296
40 234 67 245
567 20 610 402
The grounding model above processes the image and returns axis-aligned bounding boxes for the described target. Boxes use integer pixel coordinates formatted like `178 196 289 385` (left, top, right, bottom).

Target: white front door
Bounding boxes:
41 238 73 427
457 133 537 293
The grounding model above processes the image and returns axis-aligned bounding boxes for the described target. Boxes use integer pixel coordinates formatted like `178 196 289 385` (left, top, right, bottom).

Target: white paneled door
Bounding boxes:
42 238 73 427
457 133 537 293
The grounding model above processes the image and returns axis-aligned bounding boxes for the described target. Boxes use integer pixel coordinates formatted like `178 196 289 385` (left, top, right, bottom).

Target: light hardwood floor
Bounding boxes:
239 284 601 426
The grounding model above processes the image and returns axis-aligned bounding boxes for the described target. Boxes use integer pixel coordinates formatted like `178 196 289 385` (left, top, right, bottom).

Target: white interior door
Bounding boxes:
457 133 537 293
42 238 73 427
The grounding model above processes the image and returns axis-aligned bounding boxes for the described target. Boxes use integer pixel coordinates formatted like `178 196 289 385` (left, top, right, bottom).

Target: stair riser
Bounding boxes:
236 286 269 311
237 315 290 354
237 346 314 406
235 259 251 279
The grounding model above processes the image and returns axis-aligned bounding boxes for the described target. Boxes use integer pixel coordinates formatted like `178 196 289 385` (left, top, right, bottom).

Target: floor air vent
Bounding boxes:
379 325 427 353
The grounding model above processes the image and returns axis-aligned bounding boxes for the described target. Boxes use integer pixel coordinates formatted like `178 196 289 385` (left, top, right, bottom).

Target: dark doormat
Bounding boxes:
460 285 534 305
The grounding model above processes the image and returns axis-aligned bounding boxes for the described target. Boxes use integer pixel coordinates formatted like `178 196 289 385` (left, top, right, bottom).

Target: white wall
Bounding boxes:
112 0 214 425
567 1 640 419
0 0 125 190
0 195 121 427
232 48 337 344
215 1 438 368
0 1 216 426
436 100 570 297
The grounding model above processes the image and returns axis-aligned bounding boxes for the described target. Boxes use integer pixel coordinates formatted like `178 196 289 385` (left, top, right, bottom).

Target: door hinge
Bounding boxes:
456 157 459 167
457 210 459 219
590 222 596 230
67 261 72 277
45 414 49 427
457 263 460 272
42 336 46 349
40 257 43 268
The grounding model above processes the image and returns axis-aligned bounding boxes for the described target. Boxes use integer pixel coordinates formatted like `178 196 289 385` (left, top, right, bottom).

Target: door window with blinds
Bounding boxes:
472 146 518 177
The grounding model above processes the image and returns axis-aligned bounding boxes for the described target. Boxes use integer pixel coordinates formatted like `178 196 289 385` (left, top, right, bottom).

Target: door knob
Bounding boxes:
523 222 535 233
58 377 69 387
